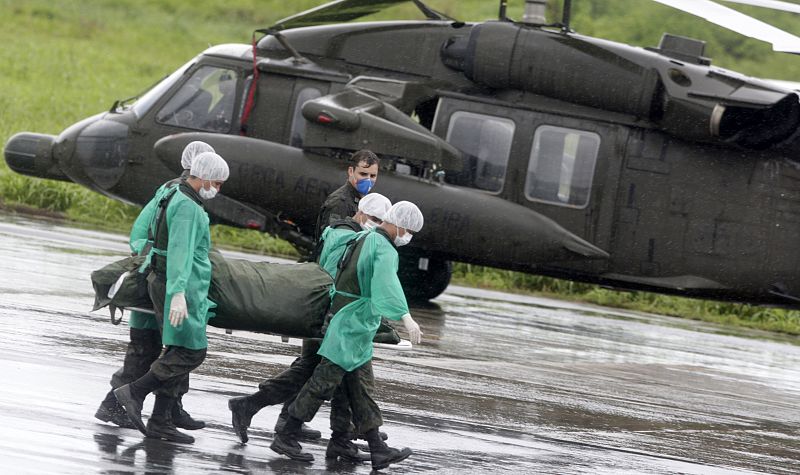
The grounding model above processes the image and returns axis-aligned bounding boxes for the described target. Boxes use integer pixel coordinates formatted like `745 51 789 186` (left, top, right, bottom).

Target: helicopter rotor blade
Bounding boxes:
652 0 800 53
718 0 800 14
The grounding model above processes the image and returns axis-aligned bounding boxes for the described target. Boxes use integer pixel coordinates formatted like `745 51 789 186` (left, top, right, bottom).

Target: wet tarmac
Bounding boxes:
0 212 799 474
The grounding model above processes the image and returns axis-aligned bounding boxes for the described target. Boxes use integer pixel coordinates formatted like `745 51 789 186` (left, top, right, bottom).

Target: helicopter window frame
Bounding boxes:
525 125 600 209
154 65 240 134
237 74 254 124
289 87 324 148
444 111 515 194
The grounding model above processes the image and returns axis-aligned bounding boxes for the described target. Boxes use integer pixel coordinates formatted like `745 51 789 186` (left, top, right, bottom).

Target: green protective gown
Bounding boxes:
129 184 169 255
145 188 216 350
317 226 359 278
318 230 409 371
127 183 172 331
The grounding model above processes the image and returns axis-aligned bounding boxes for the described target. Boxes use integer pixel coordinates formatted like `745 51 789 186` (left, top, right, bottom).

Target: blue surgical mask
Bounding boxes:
355 178 374 195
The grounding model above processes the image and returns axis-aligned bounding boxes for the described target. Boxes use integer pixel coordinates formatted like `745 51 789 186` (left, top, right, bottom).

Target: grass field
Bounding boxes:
2 0 800 335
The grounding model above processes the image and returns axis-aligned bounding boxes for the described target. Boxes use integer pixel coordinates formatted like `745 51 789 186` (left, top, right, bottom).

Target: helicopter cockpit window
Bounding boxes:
445 112 514 193
290 88 323 147
155 66 238 133
131 58 196 119
525 126 600 208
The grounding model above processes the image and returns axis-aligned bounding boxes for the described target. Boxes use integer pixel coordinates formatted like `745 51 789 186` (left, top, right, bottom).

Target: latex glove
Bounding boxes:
169 292 188 327
401 313 423 344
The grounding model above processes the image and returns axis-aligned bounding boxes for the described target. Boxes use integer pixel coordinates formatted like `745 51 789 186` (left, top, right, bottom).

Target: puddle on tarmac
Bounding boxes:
0 214 798 474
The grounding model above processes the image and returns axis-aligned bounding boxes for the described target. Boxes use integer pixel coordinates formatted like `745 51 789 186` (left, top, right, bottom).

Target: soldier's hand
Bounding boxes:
401 313 423 345
169 292 188 327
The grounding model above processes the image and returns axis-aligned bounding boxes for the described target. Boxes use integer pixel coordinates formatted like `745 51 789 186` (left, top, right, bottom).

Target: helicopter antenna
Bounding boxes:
498 0 508 21
562 0 573 32
411 0 455 21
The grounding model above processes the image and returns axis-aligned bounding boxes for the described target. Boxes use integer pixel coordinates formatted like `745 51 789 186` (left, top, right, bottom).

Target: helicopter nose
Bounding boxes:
4 133 71 182
53 113 130 191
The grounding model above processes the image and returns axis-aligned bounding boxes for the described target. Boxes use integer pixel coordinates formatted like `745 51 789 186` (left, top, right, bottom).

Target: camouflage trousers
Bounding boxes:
142 271 202 398
253 339 362 434
149 346 206 397
288 357 383 435
108 328 190 399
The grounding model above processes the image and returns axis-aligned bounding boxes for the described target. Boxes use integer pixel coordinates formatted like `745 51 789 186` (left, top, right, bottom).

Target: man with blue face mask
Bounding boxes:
228 193 392 462
313 150 379 243
272 201 424 471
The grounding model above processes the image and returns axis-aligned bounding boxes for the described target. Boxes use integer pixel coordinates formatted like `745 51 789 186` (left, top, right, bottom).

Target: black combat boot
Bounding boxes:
325 431 370 463
146 395 195 444
353 429 388 452
172 396 205 430
275 414 322 441
228 396 260 444
270 416 314 462
114 372 160 436
95 390 136 429
365 428 411 471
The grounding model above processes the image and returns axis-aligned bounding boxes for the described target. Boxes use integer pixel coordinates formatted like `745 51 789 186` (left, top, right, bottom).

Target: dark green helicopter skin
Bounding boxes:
6 5 800 304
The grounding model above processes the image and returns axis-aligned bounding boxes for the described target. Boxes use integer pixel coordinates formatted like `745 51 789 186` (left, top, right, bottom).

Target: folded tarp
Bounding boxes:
90 252 400 343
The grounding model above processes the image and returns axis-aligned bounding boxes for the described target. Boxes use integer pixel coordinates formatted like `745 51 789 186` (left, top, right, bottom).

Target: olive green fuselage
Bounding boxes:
6 20 800 304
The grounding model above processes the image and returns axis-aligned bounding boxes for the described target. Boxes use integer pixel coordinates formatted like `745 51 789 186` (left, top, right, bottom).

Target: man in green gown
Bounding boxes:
272 201 424 471
114 151 228 444
95 141 214 430
228 193 392 462
228 150 382 445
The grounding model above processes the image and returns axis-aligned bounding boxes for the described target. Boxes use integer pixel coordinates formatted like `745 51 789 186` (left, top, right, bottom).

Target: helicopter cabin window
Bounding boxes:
155 66 238 133
525 126 600 208
445 112 514 192
290 88 323 147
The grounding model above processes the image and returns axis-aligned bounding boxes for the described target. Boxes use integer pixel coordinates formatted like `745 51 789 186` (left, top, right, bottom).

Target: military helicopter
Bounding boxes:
6 0 800 304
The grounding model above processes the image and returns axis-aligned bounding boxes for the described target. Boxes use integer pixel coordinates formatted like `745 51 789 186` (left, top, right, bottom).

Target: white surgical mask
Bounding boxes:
199 184 218 200
394 230 412 247
362 219 378 231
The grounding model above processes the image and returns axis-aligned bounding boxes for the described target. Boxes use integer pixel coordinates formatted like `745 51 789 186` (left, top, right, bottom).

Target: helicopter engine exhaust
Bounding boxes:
442 21 800 150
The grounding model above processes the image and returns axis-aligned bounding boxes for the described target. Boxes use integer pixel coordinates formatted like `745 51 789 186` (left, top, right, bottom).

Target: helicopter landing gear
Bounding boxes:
397 253 452 302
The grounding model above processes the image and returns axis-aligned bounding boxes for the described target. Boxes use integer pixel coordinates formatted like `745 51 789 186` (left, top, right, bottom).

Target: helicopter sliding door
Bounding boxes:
434 96 628 272
434 96 625 267
518 113 625 272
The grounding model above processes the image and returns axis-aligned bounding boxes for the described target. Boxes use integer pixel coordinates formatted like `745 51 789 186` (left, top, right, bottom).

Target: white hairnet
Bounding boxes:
181 141 215 170
358 193 392 220
190 152 229 181
384 201 423 232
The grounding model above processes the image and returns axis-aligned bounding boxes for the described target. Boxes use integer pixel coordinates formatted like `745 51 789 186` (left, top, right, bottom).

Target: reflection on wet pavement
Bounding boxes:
0 214 798 474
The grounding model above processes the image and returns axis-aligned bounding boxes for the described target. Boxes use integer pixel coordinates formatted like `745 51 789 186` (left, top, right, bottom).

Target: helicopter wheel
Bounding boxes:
397 253 452 302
